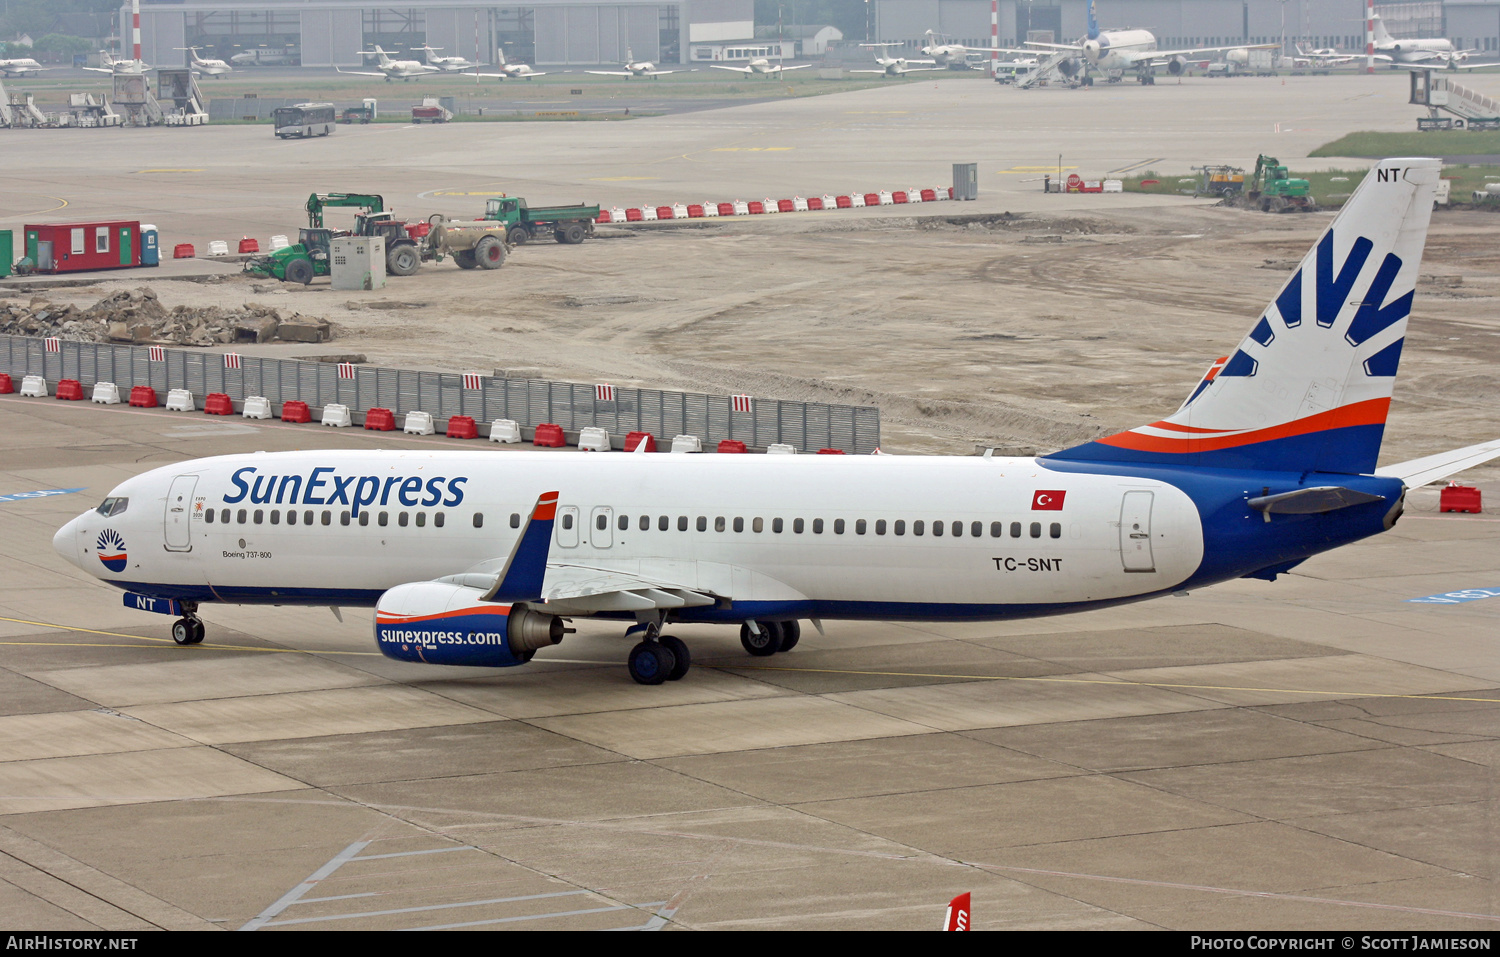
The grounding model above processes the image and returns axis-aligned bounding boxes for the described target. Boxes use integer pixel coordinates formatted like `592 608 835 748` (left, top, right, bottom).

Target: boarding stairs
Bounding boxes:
157 68 208 126
1410 71 1500 126
1015 50 1083 89
0 76 12 127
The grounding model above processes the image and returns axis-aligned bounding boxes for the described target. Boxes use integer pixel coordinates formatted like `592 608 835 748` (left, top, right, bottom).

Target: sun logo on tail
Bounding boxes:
97 529 127 572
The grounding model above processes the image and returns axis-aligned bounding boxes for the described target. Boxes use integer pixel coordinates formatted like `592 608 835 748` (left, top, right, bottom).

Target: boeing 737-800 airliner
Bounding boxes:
53 158 1500 685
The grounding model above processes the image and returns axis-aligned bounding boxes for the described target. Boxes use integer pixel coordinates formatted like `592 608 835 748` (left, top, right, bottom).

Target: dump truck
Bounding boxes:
481 196 599 245
1247 155 1316 212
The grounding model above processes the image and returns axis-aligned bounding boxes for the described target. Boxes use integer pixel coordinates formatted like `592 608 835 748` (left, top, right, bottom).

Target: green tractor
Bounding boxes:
244 227 337 284
1248 155 1317 213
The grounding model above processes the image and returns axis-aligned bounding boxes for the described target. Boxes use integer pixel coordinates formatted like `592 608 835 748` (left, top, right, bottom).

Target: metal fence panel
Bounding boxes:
0 335 879 453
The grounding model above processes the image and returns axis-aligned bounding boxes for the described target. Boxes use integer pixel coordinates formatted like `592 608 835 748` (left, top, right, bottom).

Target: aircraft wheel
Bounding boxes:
628 640 676 685
778 620 801 652
659 635 691 680
172 618 204 645
740 621 781 657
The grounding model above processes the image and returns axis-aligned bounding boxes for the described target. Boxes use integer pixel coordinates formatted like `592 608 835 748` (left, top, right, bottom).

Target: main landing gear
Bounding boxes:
627 621 690 685
172 603 205 645
739 620 800 657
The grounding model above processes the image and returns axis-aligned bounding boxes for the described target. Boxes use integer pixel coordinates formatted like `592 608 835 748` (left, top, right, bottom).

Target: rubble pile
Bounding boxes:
0 288 333 346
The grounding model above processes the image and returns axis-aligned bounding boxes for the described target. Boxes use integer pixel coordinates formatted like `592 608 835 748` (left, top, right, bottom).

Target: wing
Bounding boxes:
710 65 754 73
1375 439 1500 489
780 64 813 70
462 71 510 79
1022 41 1084 52
642 69 680 75
81 67 114 74
585 70 634 76
335 67 392 78
1144 43 1276 61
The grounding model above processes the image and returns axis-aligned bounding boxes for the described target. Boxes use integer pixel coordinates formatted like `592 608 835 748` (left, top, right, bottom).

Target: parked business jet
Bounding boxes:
850 43 943 77
998 0 1271 83
920 31 977 68
467 50 560 79
53 158 1500 687
586 49 682 78
0 56 49 78
337 46 440 81
83 49 149 75
175 46 233 77
415 45 477 72
1370 15 1468 66
710 57 811 77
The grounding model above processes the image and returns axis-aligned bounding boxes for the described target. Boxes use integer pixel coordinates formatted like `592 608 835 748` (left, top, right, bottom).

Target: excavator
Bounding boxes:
1247 155 1317 213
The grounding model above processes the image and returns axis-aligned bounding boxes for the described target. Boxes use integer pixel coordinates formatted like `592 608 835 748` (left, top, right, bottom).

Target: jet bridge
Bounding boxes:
1409 70 1500 129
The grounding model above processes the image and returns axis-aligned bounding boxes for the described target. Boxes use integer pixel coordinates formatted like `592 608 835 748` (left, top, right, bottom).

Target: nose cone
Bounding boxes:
53 515 85 571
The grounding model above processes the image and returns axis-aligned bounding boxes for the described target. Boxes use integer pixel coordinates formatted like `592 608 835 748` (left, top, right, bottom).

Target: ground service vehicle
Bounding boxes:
247 193 427 282
273 102 335 138
1248 155 1317 212
482 196 598 245
340 99 376 124
425 219 510 269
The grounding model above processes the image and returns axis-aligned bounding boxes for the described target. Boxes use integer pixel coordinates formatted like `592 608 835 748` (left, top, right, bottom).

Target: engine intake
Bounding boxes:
374 580 569 667
1166 55 1187 75
1058 57 1082 77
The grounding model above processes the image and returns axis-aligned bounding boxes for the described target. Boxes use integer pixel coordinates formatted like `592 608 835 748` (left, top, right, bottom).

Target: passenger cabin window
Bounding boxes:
733 517 744 533
753 517 764 533
834 519 845 535
856 519 866 535
697 517 707 532
510 513 520 529
619 515 629 531
360 513 370 527
434 512 445 528
474 513 484 528
253 509 264 524
773 518 783 533
1050 522 1062 538
205 509 215 524
341 511 351 526
678 516 688 531
1030 522 1042 538
715 517 726 532
913 520 924 536
561 513 574 530
378 512 389 527
1010 522 1022 538
237 509 247 524
932 521 943 538
894 520 905 536
415 513 426 527
596 514 608 531
813 519 824 534
794 518 804 534
876 520 886 535
640 515 650 531
991 522 1002 538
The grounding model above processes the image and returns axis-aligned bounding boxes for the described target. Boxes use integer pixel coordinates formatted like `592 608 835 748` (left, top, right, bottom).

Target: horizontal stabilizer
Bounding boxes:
1247 486 1386 514
1375 438 1500 488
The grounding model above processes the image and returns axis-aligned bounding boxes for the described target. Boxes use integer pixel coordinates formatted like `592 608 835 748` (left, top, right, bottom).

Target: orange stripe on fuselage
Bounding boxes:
1098 398 1390 455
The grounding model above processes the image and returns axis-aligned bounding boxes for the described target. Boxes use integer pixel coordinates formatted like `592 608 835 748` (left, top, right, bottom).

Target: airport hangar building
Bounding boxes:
869 0 1500 57
128 0 1500 68
127 0 754 68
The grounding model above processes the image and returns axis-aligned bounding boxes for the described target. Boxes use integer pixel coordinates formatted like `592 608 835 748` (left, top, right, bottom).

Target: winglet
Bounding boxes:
482 491 559 603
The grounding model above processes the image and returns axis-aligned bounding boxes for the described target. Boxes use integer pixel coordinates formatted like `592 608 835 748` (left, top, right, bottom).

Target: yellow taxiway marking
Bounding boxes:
729 664 1500 704
134 169 203 174
0 615 379 656
997 165 1077 174
587 176 659 181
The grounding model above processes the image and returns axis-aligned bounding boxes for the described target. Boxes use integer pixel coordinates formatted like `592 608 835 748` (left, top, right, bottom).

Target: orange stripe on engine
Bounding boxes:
1097 398 1391 454
377 604 512 625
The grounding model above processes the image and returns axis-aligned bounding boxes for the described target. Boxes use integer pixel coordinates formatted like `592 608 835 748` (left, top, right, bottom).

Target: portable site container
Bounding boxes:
24 222 142 273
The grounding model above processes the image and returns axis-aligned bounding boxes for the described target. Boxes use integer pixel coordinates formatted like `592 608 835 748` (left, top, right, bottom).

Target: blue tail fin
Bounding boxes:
1047 158 1439 475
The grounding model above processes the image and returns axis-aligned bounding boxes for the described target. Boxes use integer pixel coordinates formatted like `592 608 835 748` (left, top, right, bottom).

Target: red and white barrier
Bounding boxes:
592 186 957 225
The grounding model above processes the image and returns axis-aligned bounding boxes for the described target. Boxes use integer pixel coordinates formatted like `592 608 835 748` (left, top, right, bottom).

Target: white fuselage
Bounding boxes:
1082 29 1158 71
0 58 45 77
55 450 1204 620
1380 37 1457 62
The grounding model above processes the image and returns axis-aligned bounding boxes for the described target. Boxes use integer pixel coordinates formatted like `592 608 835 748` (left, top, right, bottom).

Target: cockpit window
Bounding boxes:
96 497 128 517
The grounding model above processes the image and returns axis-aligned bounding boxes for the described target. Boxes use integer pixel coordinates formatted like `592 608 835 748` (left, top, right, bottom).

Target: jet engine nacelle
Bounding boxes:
1057 57 1083 77
374 580 566 667
1166 55 1188 75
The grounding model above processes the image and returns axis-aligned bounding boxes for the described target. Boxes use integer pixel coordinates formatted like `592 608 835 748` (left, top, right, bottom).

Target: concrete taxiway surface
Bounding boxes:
0 394 1496 930
0 72 1497 930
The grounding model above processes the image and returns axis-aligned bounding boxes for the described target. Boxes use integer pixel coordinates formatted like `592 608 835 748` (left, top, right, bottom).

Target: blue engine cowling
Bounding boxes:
375 581 565 667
